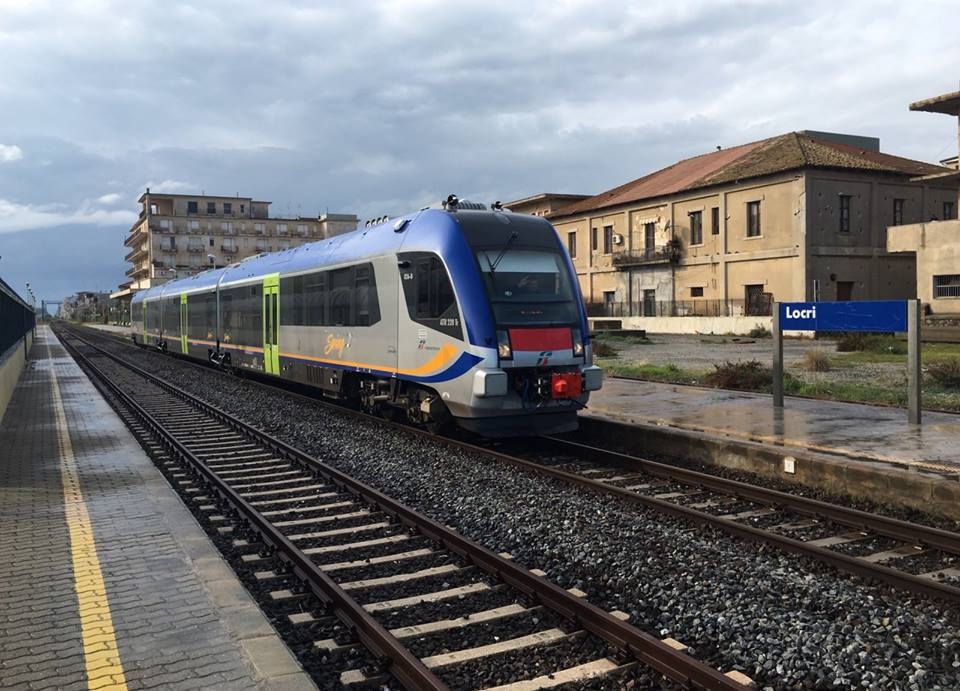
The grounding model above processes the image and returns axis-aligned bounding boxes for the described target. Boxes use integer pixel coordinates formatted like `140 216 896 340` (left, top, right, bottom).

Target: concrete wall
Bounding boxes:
591 315 772 335
0 330 33 425
888 219 960 313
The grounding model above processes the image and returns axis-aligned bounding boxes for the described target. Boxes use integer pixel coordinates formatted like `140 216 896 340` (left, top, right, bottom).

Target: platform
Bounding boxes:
588 377 960 473
0 325 315 690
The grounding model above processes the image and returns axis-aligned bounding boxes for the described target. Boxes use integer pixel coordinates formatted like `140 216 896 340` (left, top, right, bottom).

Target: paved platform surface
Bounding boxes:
0 326 315 690
587 377 960 474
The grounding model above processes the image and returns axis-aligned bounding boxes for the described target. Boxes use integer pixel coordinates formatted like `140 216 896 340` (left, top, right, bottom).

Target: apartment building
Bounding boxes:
888 89 960 316
546 131 958 317
120 190 357 295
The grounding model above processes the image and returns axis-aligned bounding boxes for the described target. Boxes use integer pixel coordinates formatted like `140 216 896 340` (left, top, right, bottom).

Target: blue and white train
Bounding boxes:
130 198 602 436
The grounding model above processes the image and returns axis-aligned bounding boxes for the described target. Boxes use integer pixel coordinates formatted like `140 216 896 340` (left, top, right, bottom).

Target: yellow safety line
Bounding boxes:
48 336 129 690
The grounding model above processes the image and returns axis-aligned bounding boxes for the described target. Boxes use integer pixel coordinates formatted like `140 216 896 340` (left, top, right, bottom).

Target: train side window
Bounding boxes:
399 252 462 339
329 267 354 325
355 264 381 326
305 273 326 325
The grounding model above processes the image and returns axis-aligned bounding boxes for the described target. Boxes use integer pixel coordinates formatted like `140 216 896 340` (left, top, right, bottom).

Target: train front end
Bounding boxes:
452 209 602 436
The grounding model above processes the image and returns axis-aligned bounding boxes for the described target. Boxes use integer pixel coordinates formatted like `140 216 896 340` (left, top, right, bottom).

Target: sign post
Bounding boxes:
772 302 783 408
775 300 921 424
907 300 921 424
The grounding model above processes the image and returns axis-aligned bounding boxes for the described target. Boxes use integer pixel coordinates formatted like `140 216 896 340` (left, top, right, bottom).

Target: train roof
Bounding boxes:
133 207 558 303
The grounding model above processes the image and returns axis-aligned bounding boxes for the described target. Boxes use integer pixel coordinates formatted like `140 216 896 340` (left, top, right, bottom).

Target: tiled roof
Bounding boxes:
555 132 949 218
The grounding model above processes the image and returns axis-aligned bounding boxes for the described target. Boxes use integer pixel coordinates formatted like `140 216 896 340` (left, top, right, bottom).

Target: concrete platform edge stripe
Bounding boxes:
48 339 129 691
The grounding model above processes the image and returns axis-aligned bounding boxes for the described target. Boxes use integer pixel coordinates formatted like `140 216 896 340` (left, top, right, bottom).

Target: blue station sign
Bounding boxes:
779 300 908 333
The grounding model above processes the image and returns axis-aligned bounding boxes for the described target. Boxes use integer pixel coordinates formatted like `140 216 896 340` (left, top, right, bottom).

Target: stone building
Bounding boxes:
545 131 958 318
118 191 357 297
503 193 591 218
888 89 960 317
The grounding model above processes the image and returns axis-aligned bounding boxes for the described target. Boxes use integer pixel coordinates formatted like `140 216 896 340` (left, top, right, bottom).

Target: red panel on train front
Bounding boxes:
508 328 572 352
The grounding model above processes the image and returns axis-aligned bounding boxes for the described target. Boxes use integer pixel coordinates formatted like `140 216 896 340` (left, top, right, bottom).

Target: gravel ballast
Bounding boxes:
92 337 960 689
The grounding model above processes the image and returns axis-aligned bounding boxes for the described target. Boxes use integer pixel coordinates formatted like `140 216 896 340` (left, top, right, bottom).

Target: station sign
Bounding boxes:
779 300 907 333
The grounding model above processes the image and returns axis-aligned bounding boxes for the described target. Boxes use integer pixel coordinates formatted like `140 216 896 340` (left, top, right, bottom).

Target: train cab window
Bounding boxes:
399 252 462 339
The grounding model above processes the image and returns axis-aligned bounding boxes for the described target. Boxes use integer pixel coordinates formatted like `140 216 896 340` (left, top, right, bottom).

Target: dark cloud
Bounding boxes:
0 0 957 301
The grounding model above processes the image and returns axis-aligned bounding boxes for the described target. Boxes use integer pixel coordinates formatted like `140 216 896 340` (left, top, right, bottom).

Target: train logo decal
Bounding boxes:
324 333 349 358
537 351 552 367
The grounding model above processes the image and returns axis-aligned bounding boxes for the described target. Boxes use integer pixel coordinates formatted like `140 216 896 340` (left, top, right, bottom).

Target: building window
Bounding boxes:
277 223 288 236
279 239 290 250
254 222 266 235
934 274 960 298
149 203 158 214
206 201 216 214
187 201 198 214
689 211 703 245
893 198 904 226
747 201 761 237
240 204 246 215
644 222 655 250
159 219 171 229
591 227 598 252
690 286 704 297
297 223 308 236
223 202 232 215
711 207 720 235
189 220 200 231
567 231 577 259
603 225 614 254
945 201 956 220
603 290 615 306
839 195 851 232
220 221 233 233
189 254 201 268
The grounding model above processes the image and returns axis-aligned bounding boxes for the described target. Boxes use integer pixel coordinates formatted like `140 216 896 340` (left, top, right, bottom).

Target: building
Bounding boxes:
59 291 112 323
539 131 959 322
888 89 960 317
117 190 357 301
503 193 592 218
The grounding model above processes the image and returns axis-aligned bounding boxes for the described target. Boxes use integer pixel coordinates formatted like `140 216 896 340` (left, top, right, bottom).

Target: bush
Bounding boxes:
748 324 771 339
802 349 832 372
835 332 868 352
591 339 619 357
704 360 772 391
927 359 960 388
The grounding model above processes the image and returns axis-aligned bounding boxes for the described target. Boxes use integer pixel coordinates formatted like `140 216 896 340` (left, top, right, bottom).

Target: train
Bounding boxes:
130 197 602 436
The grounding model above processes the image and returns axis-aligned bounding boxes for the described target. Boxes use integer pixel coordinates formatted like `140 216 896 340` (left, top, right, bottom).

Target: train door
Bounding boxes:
142 298 148 342
179 293 188 354
263 274 280 375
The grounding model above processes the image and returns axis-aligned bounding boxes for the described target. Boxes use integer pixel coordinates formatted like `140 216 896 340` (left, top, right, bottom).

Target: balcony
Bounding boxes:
187 245 205 253
221 245 238 253
611 244 681 269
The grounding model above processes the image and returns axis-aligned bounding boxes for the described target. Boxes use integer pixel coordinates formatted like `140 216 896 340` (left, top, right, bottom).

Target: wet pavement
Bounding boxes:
586 377 960 474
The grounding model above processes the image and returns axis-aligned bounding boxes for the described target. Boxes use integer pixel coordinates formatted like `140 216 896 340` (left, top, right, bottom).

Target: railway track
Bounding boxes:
487 437 960 605
58 326 747 690
75 325 960 609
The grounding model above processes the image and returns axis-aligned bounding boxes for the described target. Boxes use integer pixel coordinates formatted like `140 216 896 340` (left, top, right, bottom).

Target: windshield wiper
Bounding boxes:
488 231 519 273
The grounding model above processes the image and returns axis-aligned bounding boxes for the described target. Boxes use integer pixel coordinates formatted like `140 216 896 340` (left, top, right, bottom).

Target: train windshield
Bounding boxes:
475 249 579 325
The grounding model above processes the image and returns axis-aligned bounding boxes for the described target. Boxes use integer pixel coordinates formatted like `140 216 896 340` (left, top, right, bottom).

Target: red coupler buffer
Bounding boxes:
551 372 582 399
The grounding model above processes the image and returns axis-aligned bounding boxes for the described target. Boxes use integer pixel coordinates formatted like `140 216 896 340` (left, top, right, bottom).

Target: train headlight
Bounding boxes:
496 330 512 360
572 328 584 356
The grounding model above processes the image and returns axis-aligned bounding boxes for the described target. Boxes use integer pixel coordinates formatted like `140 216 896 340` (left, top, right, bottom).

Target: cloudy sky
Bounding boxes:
1 0 958 303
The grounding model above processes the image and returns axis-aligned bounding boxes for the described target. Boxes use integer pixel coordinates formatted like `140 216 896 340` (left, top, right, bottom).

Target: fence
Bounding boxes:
0 278 35 357
586 299 772 319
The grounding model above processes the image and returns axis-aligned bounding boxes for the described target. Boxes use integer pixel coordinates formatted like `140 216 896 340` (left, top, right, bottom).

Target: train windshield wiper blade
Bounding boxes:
488 231 519 273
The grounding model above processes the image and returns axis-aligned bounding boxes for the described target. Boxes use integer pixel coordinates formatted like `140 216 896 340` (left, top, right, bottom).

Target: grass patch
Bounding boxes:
601 361 705 385
748 324 771 339
704 360 772 392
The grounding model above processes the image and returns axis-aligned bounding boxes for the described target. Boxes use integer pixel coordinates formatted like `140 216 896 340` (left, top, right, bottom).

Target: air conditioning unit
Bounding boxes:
613 233 625 245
